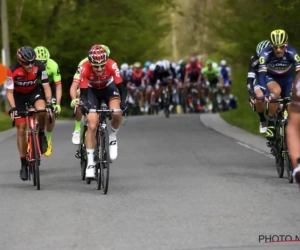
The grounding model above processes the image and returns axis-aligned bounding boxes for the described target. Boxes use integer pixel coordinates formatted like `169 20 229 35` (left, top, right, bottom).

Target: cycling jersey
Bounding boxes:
45 58 61 85
146 69 157 86
79 58 122 89
73 57 89 83
185 62 202 77
120 69 132 84
258 45 300 97
131 69 145 86
202 67 220 82
218 66 231 85
7 61 48 94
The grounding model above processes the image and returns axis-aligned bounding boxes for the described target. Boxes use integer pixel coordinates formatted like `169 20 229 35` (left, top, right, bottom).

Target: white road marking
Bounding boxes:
236 141 274 159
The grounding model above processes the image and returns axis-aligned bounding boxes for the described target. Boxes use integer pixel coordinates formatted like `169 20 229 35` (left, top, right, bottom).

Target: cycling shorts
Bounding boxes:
87 83 120 108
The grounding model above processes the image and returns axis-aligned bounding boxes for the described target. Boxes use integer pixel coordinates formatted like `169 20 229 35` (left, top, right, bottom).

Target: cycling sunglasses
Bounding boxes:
271 44 287 50
23 61 35 66
91 63 106 69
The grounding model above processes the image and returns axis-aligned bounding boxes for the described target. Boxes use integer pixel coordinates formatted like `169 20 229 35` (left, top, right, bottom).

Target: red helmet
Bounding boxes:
88 45 108 64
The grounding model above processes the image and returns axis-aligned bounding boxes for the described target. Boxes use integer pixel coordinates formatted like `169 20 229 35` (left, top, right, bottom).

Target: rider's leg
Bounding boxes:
107 85 123 161
85 89 99 178
265 80 281 140
72 90 82 145
254 87 267 133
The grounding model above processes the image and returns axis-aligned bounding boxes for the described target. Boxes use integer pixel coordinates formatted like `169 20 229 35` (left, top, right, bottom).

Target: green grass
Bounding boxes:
0 112 13 132
219 66 265 136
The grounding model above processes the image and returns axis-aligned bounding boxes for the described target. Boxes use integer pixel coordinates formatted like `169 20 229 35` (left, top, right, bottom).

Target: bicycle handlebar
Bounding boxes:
12 109 52 127
266 97 291 116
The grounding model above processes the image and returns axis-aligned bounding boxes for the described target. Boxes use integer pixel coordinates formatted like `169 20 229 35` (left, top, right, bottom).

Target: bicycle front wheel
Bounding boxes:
100 129 110 194
31 132 40 190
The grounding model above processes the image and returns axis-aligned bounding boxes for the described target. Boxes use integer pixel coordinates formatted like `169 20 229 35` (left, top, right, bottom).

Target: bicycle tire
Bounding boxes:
283 124 293 183
27 132 36 186
32 131 40 190
275 121 284 178
101 129 110 194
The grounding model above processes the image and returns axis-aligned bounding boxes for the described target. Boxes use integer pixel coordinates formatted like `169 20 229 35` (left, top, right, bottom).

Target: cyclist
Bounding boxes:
129 62 146 112
34 46 61 156
143 61 151 74
218 60 232 94
184 56 203 111
202 60 223 109
247 40 270 134
257 29 300 141
287 71 300 188
6 46 52 180
70 45 110 144
79 45 126 178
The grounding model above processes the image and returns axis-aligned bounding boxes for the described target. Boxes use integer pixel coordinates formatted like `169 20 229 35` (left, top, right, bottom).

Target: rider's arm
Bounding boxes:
258 54 269 94
53 63 62 105
110 62 126 103
184 66 189 83
247 55 257 94
214 68 222 84
70 63 81 100
79 66 89 103
6 68 15 108
38 61 51 103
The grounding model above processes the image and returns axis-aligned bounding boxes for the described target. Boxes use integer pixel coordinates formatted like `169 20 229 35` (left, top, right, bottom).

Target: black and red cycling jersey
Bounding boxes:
6 61 49 94
131 69 145 84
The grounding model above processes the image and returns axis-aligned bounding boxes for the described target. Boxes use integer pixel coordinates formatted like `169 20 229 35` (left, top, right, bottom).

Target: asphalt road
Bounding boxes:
0 114 300 250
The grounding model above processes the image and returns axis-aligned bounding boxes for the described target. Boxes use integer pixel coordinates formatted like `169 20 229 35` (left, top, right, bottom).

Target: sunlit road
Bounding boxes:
0 114 300 250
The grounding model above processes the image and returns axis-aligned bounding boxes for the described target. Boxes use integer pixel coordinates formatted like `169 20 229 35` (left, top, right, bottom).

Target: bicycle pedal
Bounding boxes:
75 151 81 158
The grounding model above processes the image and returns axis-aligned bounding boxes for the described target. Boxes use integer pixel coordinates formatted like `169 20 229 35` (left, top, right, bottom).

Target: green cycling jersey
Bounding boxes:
202 67 220 81
45 58 61 84
74 57 89 81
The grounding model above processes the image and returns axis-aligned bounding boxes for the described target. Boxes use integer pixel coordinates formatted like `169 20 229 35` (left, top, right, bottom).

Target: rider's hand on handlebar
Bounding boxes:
264 95 271 103
8 107 17 120
248 96 256 105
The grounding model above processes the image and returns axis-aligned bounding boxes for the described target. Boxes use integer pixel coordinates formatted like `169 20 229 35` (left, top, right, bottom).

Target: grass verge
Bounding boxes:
219 66 265 137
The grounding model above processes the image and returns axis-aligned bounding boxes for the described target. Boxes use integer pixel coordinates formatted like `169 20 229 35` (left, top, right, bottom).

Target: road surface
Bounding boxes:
0 114 299 250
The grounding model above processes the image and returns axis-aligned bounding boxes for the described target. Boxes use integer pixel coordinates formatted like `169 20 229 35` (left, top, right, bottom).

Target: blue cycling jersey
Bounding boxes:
258 45 300 94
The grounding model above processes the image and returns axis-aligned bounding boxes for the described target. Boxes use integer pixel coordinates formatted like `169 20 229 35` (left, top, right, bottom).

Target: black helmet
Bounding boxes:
17 46 36 63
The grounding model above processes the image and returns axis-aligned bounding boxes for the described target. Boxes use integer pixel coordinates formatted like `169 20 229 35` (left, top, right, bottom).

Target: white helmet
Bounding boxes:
156 61 163 67
171 62 177 69
149 63 156 71
162 59 170 70
212 62 218 68
121 63 129 71
220 60 226 66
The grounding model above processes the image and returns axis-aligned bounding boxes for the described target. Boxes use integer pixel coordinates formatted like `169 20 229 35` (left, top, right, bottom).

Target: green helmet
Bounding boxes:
101 45 110 57
206 59 213 66
34 46 50 62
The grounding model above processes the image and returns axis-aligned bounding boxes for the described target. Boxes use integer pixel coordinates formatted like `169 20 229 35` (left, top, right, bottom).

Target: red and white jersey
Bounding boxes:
185 62 202 75
79 58 123 89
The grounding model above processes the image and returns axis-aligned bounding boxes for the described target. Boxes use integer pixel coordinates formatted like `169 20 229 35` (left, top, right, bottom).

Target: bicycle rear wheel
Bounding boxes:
31 131 40 190
100 129 110 194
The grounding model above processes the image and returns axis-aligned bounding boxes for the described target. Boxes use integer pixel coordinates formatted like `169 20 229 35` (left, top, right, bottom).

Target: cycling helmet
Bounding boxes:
17 46 36 63
220 60 227 66
270 29 288 46
121 63 129 71
134 62 141 68
171 62 176 69
206 59 213 66
162 59 170 70
88 45 108 64
34 46 50 62
212 62 218 68
101 45 110 57
144 61 151 68
256 40 270 56
190 56 197 63
149 63 156 71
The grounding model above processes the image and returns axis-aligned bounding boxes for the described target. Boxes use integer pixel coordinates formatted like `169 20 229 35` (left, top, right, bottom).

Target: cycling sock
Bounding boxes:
110 127 119 141
86 149 95 166
267 116 274 127
20 156 26 166
46 131 52 142
75 120 81 131
258 112 266 122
